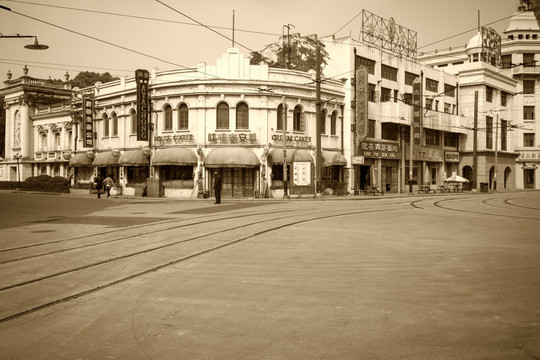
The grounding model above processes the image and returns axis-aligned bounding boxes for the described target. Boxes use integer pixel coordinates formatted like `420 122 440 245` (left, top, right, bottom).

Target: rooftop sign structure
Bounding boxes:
361 10 417 60
481 27 502 68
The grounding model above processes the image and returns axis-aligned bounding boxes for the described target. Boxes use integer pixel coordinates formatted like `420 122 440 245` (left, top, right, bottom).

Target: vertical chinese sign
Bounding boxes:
136 69 150 141
82 98 94 148
412 77 422 146
355 67 369 153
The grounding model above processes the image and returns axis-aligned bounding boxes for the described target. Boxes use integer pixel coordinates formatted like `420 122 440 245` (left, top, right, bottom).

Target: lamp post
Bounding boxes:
0 34 49 50
13 153 22 188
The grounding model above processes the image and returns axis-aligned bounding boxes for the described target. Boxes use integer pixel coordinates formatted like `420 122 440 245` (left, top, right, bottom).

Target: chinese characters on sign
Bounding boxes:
136 69 150 141
358 139 401 159
355 67 369 151
445 151 460 163
405 145 443 162
82 98 94 148
208 133 257 144
518 151 540 162
293 162 311 186
412 77 422 146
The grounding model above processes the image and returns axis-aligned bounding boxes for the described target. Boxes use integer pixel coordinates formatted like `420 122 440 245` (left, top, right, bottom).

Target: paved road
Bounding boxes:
0 191 539 359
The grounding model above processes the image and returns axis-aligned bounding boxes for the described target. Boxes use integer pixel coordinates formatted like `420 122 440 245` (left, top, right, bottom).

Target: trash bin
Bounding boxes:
480 182 488 192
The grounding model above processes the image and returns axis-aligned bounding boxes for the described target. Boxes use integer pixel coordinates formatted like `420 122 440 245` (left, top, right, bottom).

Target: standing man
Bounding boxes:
103 175 114 199
213 171 222 204
95 174 103 199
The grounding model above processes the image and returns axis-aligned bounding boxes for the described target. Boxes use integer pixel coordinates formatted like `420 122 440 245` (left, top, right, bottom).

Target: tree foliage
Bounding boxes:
251 35 329 73
70 71 119 89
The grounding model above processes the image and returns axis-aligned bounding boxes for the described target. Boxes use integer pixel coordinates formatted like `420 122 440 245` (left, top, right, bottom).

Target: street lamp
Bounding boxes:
13 153 23 188
0 34 49 50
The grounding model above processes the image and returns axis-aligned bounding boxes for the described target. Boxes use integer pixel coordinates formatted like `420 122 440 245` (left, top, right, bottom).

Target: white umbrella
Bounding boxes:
444 174 469 183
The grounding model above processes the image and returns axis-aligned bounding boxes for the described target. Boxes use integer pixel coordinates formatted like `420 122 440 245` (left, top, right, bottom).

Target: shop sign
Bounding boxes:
293 162 311 186
271 134 312 146
351 156 365 164
135 69 150 141
522 163 538 169
82 98 94 148
517 151 540 162
355 67 369 146
358 139 401 159
412 77 422 146
406 145 443 162
209 133 257 144
445 151 460 163
155 134 195 146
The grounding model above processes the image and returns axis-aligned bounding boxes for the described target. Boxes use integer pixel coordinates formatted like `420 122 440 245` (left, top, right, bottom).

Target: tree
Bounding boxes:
70 71 119 89
251 35 329 74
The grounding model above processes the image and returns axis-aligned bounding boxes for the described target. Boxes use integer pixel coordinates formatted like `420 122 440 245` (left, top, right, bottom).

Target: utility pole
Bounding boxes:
283 24 294 69
315 38 322 196
282 98 288 199
473 91 478 191
493 114 499 192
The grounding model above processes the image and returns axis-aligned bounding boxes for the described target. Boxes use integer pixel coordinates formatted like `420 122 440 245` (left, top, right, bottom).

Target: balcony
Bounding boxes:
512 65 540 75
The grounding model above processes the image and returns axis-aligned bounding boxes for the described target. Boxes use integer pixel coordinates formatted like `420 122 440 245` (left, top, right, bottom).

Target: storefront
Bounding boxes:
119 149 150 196
152 147 198 198
93 150 120 182
405 144 443 190
205 147 260 198
356 139 401 193
267 148 314 197
517 151 539 190
69 151 94 186
321 151 347 195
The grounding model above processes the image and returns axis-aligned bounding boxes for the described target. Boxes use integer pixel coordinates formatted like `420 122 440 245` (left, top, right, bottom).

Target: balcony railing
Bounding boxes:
512 65 540 75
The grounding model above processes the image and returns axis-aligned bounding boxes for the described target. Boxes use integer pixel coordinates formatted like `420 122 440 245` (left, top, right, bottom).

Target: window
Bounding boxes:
236 102 249 129
160 165 194 180
367 119 376 138
368 83 376 102
394 90 399 103
524 53 536 67
426 78 438 92
444 132 459 147
425 128 440 146
293 105 303 132
130 109 137 135
111 112 118 136
40 133 47 151
486 86 493 103
381 123 399 141
524 133 535 147
277 104 287 131
331 111 337 135
404 93 412 105
178 103 188 130
501 55 512 69
501 92 508 107
425 98 433 110
381 87 391 102
217 102 229 129
163 104 173 131
444 103 451 113
103 113 109 137
501 119 507 151
524 106 535 120
54 132 61 149
405 72 419 86
356 56 375 75
444 84 455 97
486 116 493 149
523 80 535 94
320 109 327 134
381 64 398 81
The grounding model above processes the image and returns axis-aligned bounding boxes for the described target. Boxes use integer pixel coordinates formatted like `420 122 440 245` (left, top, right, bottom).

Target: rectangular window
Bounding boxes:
54 133 61 149
104 118 109 137
486 116 493 149
381 87 392 102
112 116 118 136
501 91 508 107
394 90 399 103
403 93 412 105
523 80 535 94
486 86 493 103
444 103 451 113
426 78 438 92
524 53 536 67
381 64 398 81
368 83 376 102
425 128 439 146
444 84 455 97
405 72 419 86
524 133 535 147
368 119 376 138
381 123 399 141
501 119 507 151
524 106 535 120
356 56 375 75
444 132 459 147
501 54 512 69
425 98 433 110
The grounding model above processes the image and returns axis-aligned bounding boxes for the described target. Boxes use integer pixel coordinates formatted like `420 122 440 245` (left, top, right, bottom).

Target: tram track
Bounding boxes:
0 202 407 324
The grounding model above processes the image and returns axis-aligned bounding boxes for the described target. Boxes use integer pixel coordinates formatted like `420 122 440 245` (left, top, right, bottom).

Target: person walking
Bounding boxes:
213 171 222 204
95 174 103 199
103 175 114 199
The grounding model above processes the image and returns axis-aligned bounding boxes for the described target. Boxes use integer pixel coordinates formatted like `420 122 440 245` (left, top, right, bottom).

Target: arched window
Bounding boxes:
111 111 118 136
236 102 249 129
277 104 287 131
163 104 173 131
293 105 303 132
320 109 327 134
130 109 137 135
331 111 338 135
217 102 229 129
103 113 109 137
178 103 189 130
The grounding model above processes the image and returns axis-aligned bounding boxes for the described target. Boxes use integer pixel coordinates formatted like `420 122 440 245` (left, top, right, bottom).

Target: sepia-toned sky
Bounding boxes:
0 0 520 82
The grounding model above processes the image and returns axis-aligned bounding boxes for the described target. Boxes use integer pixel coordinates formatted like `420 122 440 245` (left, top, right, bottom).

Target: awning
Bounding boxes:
152 147 197 166
119 150 149 166
205 147 260 168
321 151 347 166
267 149 313 163
69 153 93 167
93 151 119 167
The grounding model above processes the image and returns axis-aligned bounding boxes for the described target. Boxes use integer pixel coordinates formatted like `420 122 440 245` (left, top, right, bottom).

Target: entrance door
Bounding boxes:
524 169 535 189
213 168 255 198
359 165 370 191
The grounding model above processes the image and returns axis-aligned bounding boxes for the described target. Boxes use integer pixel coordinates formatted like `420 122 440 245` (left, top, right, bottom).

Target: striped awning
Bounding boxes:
205 147 259 168
93 151 119 167
119 150 149 166
152 147 197 166
69 153 93 167
267 149 313 163
321 151 347 166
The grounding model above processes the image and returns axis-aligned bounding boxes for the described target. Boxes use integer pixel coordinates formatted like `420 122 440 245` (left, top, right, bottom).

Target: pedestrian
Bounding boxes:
95 174 103 199
213 171 222 204
103 175 114 199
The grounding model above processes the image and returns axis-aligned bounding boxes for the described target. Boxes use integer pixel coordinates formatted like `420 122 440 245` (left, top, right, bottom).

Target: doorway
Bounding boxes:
210 167 255 198
524 168 535 189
